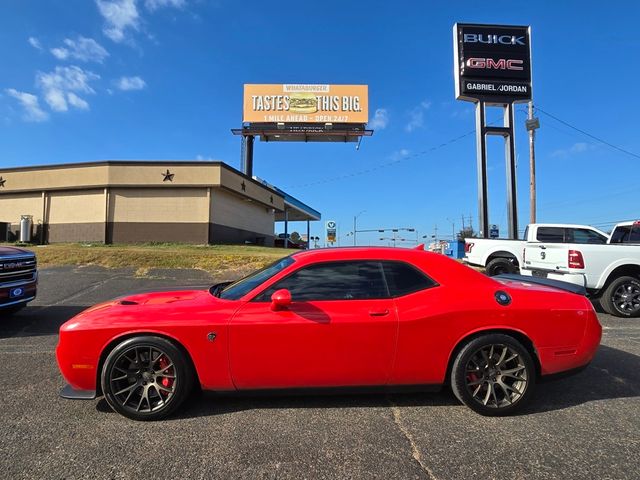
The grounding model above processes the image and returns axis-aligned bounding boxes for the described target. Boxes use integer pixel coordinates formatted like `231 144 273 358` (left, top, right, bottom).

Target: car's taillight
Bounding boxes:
568 250 584 269
465 242 474 253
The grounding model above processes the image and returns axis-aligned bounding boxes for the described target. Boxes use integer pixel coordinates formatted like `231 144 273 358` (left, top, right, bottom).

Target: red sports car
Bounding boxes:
56 246 601 420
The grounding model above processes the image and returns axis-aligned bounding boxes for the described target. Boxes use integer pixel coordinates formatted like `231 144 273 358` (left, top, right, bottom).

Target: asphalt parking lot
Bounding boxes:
1 266 639 479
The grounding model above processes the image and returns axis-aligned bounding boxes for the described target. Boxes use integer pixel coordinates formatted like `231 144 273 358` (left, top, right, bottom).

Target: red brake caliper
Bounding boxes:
158 356 173 391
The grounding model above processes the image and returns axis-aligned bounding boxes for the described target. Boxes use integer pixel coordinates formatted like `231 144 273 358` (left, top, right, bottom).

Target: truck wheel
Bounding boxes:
486 258 518 276
601 276 640 318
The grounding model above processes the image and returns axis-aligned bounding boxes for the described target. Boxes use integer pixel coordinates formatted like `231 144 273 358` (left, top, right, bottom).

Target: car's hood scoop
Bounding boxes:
118 290 209 306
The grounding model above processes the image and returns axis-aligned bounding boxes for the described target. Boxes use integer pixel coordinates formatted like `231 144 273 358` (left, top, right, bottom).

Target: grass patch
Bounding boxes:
8 243 291 275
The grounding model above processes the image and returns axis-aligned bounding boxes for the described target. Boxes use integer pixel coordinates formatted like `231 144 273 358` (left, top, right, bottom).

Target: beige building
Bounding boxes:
0 161 320 245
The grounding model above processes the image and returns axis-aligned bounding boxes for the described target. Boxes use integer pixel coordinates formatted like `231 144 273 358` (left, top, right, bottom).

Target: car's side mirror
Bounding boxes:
270 289 292 311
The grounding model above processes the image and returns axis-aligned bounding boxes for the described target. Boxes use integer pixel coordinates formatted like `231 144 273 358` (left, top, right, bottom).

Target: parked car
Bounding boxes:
521 221 640 317
57 246 601 420
608 220 640 245
464 224 609 276
0 246 38 314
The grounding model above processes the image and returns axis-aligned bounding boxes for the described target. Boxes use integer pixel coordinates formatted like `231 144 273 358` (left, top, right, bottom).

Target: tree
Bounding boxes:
457 227 476 240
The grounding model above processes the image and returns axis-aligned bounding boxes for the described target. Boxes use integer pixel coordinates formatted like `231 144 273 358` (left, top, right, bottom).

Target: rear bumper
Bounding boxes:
60 384 96 400
538 306 602 376
520 268 586 288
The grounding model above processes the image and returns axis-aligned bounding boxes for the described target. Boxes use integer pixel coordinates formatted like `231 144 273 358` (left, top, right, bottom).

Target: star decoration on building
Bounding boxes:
241 181 246 192
0 177 5 188
162 169 174 182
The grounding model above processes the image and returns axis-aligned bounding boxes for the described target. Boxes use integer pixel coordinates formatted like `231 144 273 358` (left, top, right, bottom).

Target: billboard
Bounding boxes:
453 23 532 102
243 84 368 124
326 220 337 244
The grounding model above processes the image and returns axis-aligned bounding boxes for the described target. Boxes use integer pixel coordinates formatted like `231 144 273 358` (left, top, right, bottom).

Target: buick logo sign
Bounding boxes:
463 34 526 46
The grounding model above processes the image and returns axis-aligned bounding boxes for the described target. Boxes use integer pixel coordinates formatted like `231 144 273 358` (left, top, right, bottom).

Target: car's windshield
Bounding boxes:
214 256 295 300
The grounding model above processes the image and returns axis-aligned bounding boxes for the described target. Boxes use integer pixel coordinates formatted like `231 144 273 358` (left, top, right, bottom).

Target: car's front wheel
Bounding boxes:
101 336 194 421
451 334 536 416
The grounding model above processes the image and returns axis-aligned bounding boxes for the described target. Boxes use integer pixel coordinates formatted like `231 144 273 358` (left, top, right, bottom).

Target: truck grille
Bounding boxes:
0 256 37 285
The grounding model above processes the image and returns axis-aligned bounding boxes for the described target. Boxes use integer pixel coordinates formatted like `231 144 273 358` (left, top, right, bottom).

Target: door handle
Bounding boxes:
369 309 390 317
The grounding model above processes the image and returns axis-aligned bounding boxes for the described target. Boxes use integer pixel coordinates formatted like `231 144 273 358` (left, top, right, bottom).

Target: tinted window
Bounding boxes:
382 261 437 297
218 256 295 300
536 227 564 243
568 229 607 244
610 225 640 244
254 261 388 302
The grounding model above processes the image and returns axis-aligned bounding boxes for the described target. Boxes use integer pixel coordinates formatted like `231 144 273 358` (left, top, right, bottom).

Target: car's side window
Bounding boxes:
381 261 437 297
569 229 607 244
253 261 389 302
536 227 564 243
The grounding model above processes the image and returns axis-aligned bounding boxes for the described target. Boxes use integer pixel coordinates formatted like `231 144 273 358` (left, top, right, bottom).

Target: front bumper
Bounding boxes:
60 384 96 400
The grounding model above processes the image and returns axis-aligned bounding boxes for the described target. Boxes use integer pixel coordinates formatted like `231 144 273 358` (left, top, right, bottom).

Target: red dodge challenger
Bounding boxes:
56 246 601 420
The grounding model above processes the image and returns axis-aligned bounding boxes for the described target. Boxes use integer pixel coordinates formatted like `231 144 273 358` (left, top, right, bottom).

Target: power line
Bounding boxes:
287 118 505 189
534 106 640 161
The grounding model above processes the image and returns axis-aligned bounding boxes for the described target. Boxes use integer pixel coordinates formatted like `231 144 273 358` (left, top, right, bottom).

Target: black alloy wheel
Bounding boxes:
602 276 640 318
451 334 536 416
101 336 193 421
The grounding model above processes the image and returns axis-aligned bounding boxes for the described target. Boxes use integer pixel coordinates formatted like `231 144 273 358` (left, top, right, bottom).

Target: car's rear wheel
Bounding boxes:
486 257 518 276
451 334 536 416
101 336 193 421
601 276 640 318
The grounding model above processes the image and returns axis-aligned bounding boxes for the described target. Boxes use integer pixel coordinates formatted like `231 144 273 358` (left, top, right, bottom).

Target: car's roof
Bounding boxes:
290 246 490 286
291 246 424 261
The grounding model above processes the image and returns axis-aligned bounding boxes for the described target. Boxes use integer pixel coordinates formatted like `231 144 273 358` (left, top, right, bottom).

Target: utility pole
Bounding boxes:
526 102 540 223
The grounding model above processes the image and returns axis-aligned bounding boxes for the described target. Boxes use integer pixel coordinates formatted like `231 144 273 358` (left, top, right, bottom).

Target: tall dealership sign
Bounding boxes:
453 23 532 239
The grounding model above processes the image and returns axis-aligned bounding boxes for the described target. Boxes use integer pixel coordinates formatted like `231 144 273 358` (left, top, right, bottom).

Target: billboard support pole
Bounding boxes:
475 101 518 240
241 135 254 177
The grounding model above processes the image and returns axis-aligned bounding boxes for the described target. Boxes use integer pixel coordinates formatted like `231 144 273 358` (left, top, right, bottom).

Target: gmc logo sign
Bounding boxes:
466 58 524 71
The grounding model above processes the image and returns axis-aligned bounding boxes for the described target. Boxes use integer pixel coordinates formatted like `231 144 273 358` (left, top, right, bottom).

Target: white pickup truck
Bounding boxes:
521 221 640 318
464 223 609 276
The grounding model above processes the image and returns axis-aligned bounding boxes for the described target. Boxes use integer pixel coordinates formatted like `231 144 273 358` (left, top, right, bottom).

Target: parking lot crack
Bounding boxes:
388 398 438 480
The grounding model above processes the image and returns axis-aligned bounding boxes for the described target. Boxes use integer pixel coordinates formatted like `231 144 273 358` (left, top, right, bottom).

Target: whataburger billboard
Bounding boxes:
453 23 532 102
243 84 368 124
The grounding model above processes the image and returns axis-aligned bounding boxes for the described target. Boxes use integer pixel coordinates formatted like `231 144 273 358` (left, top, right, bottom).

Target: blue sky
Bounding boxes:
2 1 639 245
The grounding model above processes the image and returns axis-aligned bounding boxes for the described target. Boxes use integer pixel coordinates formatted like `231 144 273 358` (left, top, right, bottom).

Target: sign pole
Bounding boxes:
504 102 518 239
475 101 489 239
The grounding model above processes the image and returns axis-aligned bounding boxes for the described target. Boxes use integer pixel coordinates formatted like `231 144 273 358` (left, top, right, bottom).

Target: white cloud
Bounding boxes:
50 36 109 63
390 148 411 161
405 100 431 132
551 142 595 158
28 37 43 51
96 0 140 42
67 92 90 110
145 0 186 11
36 66 100 112
5 89 49 122
196 154 214 161
116 76 146 91
369 108 388 130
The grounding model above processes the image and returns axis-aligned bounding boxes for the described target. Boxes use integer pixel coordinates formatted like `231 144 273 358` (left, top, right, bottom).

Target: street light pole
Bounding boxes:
526 102 540 224
353 210 366 246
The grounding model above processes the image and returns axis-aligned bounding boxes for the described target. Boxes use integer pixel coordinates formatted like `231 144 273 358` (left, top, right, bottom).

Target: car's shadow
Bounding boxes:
0 305 87 339
95 345 640 419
